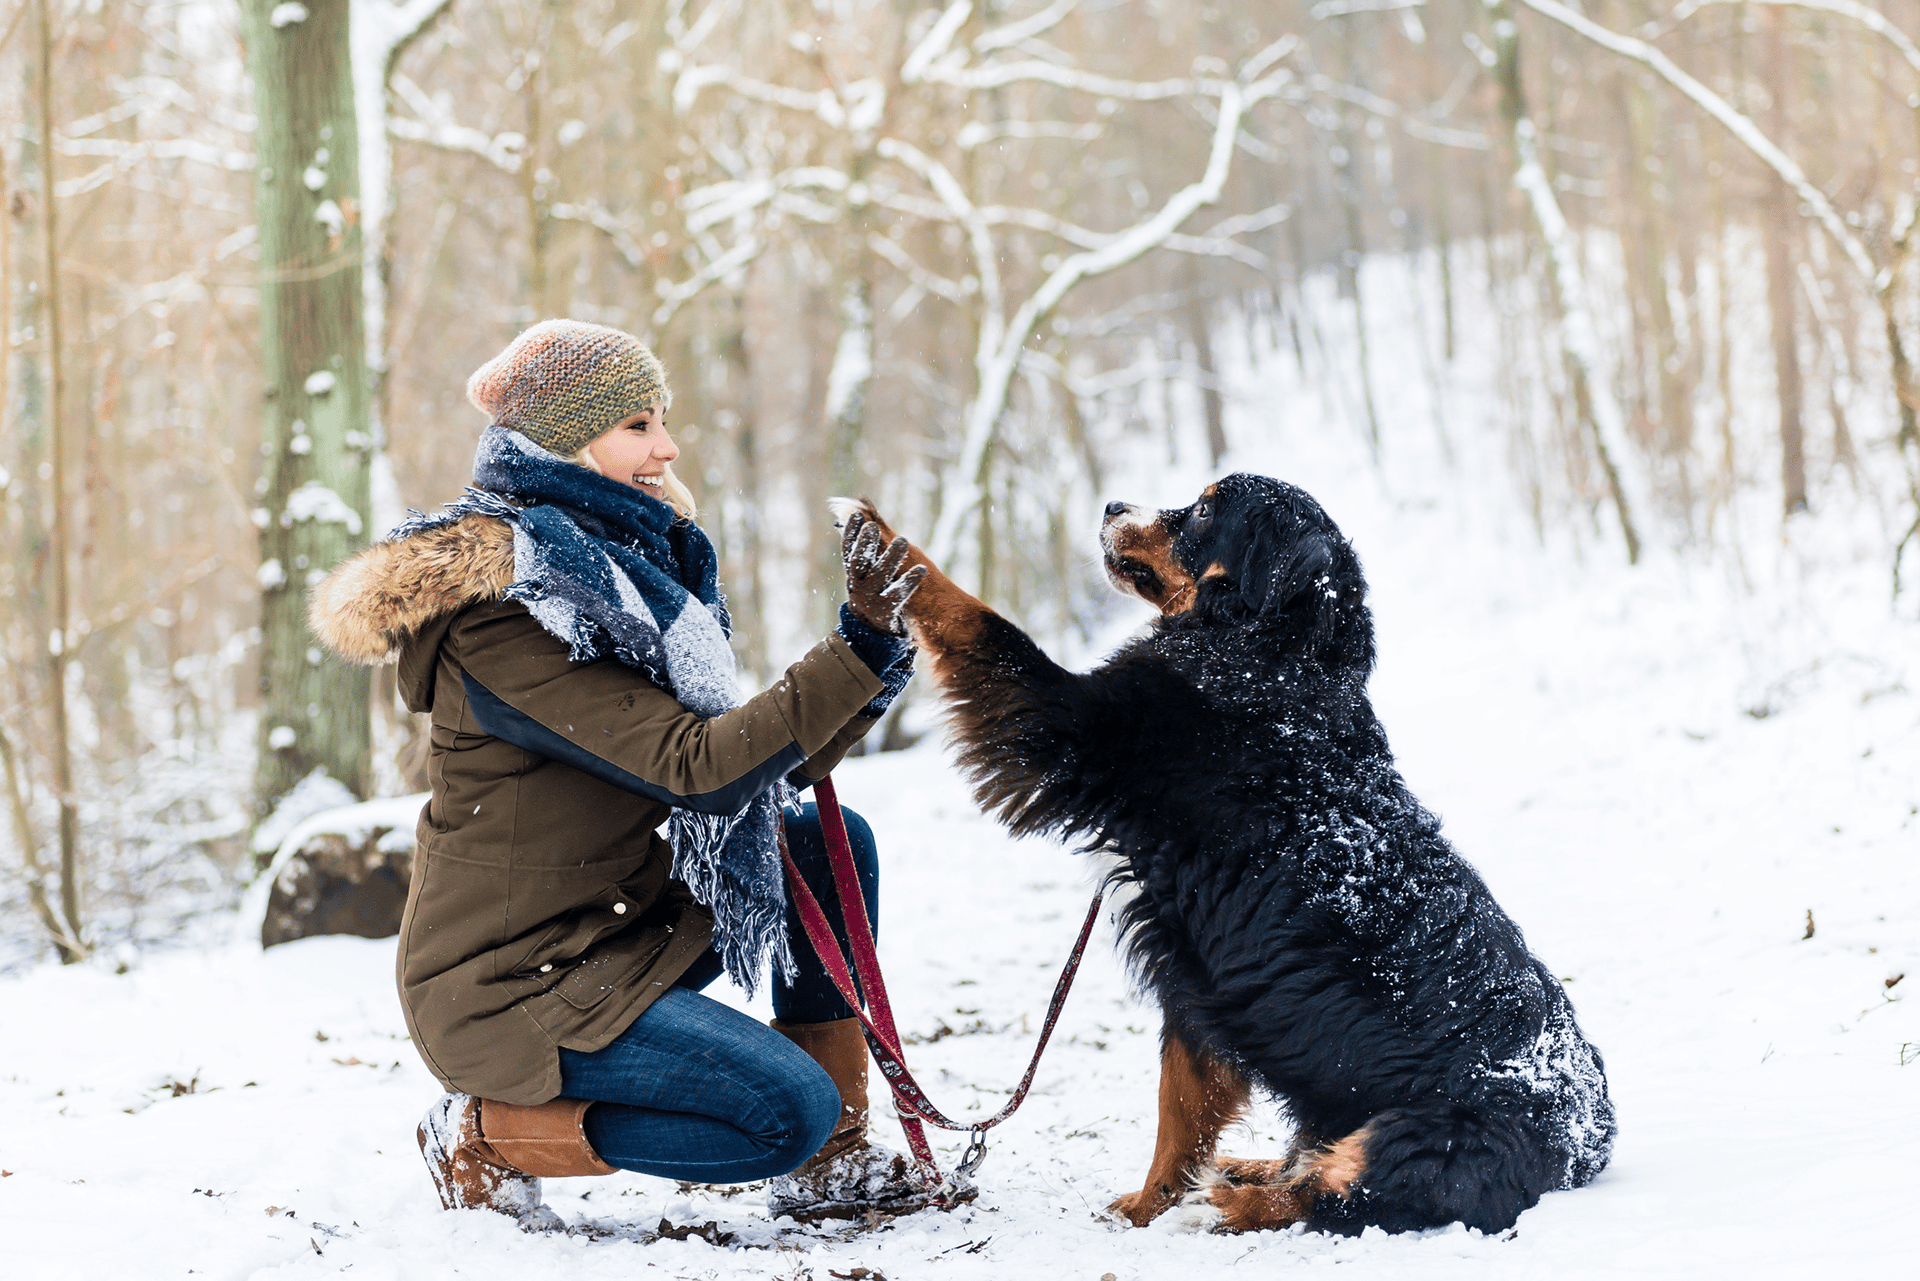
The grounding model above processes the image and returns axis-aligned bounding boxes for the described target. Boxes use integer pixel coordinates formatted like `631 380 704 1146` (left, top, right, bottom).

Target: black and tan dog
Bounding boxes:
836 474 1614 1235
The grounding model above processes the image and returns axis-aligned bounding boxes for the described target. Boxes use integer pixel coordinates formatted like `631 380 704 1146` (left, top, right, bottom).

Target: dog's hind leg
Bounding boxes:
1301 1105 1554 1236
1198 1106 1551 1236
1189 1126 1371 1234
1211 1131 1323 1186
1107 1033 1251 1227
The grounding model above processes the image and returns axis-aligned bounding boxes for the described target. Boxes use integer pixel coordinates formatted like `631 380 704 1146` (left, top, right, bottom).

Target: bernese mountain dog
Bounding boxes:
836 473 1614 1236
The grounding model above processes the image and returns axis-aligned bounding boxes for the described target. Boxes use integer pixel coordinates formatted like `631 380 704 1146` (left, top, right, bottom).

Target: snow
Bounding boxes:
302 370 335 395
268 2 308 29
3 294 1917 1275
282 481 363 535
249 767 359 855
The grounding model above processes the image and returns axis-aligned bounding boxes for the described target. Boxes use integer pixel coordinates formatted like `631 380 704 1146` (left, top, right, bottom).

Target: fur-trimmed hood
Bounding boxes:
308 514 515 666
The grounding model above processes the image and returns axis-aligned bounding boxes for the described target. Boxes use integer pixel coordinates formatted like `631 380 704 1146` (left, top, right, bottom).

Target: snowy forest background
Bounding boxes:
4 0 1920 966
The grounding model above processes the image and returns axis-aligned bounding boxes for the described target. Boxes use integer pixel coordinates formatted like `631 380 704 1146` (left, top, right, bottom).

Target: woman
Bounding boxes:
310 320 935 1227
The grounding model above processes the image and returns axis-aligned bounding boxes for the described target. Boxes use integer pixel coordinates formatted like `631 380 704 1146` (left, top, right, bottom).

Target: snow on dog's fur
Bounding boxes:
837 475 1615 1236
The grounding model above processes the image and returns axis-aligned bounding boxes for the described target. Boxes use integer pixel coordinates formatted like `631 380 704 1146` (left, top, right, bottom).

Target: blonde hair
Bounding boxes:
572 445 698 521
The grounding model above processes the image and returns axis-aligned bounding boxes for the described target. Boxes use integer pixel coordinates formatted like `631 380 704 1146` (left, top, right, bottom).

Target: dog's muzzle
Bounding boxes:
1099 501 1153 554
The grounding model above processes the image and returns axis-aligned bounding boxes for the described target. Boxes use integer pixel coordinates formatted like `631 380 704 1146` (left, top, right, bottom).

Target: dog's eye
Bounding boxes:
1192 502 1211 522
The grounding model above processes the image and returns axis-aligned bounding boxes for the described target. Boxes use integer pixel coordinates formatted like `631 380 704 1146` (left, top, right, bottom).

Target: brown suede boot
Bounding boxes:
766 1017 959 1222
416 1092 615 1231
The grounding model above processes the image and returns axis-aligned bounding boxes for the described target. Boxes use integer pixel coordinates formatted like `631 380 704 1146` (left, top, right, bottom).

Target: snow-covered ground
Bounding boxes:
5 291 1918 1277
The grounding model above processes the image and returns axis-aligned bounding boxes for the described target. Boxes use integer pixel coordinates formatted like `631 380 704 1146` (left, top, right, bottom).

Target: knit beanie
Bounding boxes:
466 320 671 457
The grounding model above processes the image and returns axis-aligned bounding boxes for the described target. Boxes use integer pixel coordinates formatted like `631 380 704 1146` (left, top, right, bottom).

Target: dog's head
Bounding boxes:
1100 474 1375 671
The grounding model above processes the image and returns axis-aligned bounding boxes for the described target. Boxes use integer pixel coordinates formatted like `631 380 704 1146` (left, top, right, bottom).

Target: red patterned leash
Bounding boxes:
779 774 1106 1203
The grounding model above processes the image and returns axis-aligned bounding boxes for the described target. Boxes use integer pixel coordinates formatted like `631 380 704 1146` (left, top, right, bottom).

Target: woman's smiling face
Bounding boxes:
583 406 679 496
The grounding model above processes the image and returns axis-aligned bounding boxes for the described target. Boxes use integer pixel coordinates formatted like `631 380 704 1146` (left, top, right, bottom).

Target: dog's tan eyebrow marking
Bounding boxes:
1201 483 1219 499
1201 562 1228 580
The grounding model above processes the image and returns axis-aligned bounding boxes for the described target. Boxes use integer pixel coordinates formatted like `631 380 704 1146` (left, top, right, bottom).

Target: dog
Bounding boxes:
834 474 1615 1236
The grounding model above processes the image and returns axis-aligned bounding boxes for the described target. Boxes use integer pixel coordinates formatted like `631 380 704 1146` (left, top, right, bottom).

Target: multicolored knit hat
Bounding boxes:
466 320 671 457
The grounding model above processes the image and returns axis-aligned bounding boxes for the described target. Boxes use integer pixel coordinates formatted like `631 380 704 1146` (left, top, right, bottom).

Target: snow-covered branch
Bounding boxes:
51 137 254 197
387 74 525 173
666 54 886 131
972 0 1079 54
1670 0 1920 78
956 118 1101 147
548 200 649 268
681 167 850 233
901 1 972 83
1519 0 1879 288
866 233 968 305
1312 0 1425 17
971 203 1277 268
651 235 762 328
1303 72 1491 150
664 0 729 54
1021 349 1231 398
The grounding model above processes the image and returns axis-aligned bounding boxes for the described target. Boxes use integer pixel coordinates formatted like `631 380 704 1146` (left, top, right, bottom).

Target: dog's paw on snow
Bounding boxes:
1169 1165 1229 1233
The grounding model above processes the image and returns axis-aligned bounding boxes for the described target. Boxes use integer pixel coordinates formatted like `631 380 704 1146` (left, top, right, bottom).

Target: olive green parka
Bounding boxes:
309 513 886 1104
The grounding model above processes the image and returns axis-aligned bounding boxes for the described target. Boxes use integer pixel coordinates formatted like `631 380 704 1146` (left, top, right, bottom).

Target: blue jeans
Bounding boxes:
555 801 880 1181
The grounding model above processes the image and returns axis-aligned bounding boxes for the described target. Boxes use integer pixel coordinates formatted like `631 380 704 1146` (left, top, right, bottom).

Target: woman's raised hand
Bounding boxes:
841 507 928 636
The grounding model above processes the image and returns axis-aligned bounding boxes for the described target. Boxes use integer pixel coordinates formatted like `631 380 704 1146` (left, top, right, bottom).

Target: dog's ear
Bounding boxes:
1199 506 1373 671
1256 529 1338 622
1265 530 1374 671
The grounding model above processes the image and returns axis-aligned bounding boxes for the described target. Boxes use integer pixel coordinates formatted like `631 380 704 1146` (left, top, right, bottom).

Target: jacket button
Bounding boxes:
539 963 553 973
613 901 628 914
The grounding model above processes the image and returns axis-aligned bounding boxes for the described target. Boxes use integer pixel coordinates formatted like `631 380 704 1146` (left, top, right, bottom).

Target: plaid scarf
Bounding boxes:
390 425 792 990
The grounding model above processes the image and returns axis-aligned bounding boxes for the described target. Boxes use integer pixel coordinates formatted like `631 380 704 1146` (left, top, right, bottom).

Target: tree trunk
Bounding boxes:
36 0 84 960
1490 0 1644 563
1762 10 1807 517
817 275 872 630
242 0 374 816
1184 265 1228 466
1332 115 1382 461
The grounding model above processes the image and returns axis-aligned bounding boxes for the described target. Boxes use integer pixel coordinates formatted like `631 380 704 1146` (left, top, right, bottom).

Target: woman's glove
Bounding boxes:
836 605 913 717
842 512 927 637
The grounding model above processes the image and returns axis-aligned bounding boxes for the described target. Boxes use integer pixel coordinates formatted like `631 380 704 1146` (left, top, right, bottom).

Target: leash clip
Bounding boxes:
957 1128 988 1178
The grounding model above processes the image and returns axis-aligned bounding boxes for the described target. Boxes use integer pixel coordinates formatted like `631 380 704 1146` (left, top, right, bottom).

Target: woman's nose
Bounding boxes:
1104 500 1129 518
656 430 680 463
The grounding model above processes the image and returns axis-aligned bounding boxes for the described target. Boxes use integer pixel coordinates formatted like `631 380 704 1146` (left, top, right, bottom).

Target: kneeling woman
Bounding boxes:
311 320 931 1225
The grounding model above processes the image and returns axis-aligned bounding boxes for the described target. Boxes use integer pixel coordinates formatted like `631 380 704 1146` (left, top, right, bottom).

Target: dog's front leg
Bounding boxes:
1108 1032 1251 1227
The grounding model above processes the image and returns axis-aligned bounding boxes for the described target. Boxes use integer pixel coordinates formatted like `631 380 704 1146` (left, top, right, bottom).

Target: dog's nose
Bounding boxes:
1104 500 1129 518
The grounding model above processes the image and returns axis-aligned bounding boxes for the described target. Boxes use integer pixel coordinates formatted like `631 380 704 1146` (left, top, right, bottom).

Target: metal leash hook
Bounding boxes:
957 1128 988 1179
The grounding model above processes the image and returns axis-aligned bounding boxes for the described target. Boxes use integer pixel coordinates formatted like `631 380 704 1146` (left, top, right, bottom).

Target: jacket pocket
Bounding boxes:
550 939 666 1010
503 884 643 979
